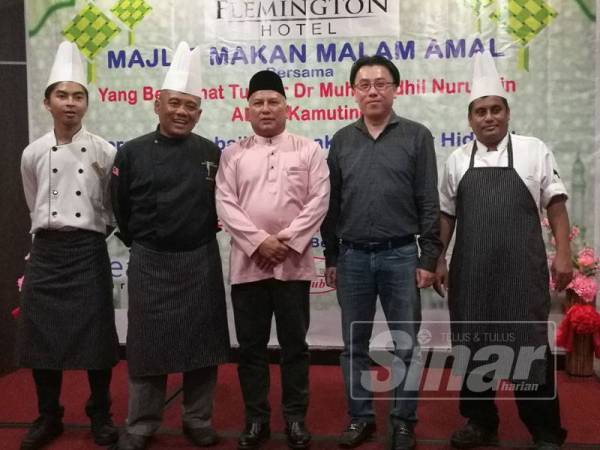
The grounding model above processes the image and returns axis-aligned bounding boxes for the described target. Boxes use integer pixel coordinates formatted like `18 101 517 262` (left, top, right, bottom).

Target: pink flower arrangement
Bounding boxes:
578 253 596 268
576 247 598 275
568 273 597 303
16 275 24 291
544 223 600 358
543 222 598 304
12 275 24 319
569 225 580 241
10 255 29 320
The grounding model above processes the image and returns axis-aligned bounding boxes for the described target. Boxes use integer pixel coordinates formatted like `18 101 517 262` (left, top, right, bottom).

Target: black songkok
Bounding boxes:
247 70 286 98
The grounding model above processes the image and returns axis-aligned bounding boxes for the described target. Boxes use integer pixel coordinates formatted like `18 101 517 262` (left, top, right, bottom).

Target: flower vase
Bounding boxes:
564 291 595 377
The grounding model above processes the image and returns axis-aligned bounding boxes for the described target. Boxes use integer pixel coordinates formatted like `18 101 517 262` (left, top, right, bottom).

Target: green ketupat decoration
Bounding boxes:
62 2 121 83
110 0 152 46
490 0 558 70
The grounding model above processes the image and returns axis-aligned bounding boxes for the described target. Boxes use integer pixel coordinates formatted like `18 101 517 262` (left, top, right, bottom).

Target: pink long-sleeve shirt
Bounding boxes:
216 131 330 284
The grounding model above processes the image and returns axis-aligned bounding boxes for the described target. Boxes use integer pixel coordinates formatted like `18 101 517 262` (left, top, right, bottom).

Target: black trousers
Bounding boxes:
32 368 112 419
231 279 310 423
459 351 566 444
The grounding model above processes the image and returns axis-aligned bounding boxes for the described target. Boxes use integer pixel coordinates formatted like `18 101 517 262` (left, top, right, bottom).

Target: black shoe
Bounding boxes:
109 432 151 450
91 415 119 445
285 421 311 449
238 422 270 450
20 416 64 450
534 442 560 450
339 422 376 448
390 420 416 450
450 421 499 449
183 425 219 446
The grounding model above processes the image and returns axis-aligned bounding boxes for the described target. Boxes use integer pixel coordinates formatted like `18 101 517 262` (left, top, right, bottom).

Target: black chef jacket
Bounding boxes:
111 127 221 251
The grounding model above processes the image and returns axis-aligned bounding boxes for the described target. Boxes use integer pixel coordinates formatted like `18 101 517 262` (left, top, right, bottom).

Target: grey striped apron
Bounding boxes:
126 239 230 377
17 230 119 370
448 136 550 384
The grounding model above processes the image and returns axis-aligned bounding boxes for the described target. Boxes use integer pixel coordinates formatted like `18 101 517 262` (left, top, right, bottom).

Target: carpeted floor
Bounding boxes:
1 362 599 449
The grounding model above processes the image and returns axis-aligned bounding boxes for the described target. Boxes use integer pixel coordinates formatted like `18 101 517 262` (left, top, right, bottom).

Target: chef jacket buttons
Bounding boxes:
52 146 57 152
76 190 81 196
78 168 84 173
52 190 58 196
51 211 57 216
81 147 86 152
75 212 81 218
52 168 58 173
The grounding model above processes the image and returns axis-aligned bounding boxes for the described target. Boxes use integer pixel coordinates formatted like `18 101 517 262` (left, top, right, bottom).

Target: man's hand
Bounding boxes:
252 254 276 271
257 235 289 265
324 267 337 288
546 196 573 292
416 268 435 289
552 252 573 292
433 256 449 297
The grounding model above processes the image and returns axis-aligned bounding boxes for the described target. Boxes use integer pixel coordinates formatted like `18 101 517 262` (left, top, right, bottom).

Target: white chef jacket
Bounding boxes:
440 133 568 216
21 126 116 234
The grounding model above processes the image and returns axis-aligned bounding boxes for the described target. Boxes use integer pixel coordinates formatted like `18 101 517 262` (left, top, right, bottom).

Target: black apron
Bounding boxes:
126 239 230 377
448 136 550 384
17 230 119 370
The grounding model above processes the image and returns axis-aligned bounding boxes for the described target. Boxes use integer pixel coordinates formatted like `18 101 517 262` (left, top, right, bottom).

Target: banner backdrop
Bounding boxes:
25 0 597 347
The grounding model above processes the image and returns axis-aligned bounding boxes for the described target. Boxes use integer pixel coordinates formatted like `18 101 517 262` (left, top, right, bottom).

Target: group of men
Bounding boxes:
17 40 572 450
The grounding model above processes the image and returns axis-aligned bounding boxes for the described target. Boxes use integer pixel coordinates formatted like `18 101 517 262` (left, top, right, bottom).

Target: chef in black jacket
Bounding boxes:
110 42 230 450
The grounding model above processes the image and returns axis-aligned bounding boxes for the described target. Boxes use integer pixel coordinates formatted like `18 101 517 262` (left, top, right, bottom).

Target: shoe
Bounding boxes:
285 421 311 449
390 420 416 450
450 421 499 448
91 415 119 445
339 422 376 448
183 425 219 446
534 442 560 450
20 416 64 449
238 422 270 450
109 432 151 450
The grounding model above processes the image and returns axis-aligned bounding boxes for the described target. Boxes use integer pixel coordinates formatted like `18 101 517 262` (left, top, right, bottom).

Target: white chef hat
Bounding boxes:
46 41 87 89
160 41 203 97
469 51 505 104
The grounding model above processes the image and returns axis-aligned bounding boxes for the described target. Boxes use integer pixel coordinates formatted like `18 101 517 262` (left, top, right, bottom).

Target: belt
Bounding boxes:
339 236 414 252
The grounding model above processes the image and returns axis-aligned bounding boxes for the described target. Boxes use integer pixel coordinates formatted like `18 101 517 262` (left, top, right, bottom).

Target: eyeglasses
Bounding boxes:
354 80 396 92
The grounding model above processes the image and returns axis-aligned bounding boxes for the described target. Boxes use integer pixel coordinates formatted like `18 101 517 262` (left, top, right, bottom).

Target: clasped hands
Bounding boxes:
253 235 290 271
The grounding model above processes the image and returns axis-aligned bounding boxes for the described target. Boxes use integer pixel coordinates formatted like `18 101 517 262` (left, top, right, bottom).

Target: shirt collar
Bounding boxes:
253 130 288 145
153 125 192 143
352 110 400 134
474 133 509 153
53 125 86 145
72 126 86 141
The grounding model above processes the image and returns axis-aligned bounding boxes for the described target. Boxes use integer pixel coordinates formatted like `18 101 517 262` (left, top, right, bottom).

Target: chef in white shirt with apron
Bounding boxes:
435 51 572 450
17 41 119 450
